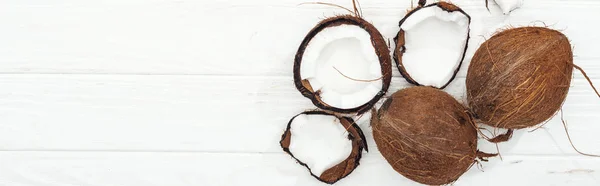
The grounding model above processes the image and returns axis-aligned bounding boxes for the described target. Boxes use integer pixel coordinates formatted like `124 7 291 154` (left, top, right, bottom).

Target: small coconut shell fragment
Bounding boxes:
280 111 368 184
486 0 524 14
466 27 573 129
394 1 471 89
294 15 392 115
372 87 493 185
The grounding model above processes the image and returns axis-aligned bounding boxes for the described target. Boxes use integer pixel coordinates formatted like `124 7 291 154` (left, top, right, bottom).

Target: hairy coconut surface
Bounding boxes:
466 27 573 129
394 2 470 89
294 15 392 114
372 87 485 185
280 111 367 184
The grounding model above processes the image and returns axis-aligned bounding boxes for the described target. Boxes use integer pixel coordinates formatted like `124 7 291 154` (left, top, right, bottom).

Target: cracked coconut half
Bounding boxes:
394 1 471 89
294 15 392 115
280 111 368 184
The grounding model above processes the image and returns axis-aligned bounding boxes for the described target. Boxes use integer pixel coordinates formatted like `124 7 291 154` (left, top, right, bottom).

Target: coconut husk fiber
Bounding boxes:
466 27 573 129
372 87 493 185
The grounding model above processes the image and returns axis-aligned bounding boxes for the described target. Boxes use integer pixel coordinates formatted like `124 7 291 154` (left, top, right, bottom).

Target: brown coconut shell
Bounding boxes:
372 87 494 185
294 15 392 115
393 1 471 89
280 111 368 184
466 27 573 129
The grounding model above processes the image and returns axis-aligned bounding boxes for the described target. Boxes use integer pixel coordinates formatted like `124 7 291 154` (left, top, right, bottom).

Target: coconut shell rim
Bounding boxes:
393 2 471 89
293 15 392 115
279 110 368 184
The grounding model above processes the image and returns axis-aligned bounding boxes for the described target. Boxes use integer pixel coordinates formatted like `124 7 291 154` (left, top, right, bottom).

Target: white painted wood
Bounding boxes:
0 0 599 77
0 0 600 185
0 75 599 156
0 151 599 186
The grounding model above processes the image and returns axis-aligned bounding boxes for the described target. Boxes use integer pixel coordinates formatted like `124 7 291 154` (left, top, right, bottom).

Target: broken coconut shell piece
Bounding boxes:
280 111 368 184
372 87 496 185
486 0 524 14
394 1 471 89
294 15 392 115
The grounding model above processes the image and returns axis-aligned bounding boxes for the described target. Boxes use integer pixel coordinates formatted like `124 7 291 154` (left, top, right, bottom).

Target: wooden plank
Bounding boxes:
1 0 599 77
0 75 598 155
0 151 598 186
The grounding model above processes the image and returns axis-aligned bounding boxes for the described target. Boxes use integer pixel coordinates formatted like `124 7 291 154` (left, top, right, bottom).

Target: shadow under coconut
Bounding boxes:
454 128 526 184
473 125 526 168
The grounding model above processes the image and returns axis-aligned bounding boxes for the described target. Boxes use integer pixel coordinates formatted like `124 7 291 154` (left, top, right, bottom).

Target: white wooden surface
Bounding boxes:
1 0 600 185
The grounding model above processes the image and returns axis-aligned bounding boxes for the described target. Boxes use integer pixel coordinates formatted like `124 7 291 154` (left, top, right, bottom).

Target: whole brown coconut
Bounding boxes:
372 87 494 185
466 27 573 129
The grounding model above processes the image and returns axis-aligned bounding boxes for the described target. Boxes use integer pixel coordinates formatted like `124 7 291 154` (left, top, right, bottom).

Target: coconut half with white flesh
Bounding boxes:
294 15 392 115
394 1 471 89
280 111 368 184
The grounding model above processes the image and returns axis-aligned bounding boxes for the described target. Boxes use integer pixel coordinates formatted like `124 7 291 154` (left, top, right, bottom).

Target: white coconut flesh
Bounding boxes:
400 6 469 88
300 25 383 109
494 0 524 14
288 114 353 177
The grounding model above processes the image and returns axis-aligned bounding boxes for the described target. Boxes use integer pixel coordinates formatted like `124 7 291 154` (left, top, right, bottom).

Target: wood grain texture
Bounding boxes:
0 0 600 185
0 151 599 186
0 75 598 156
0 0 599 77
